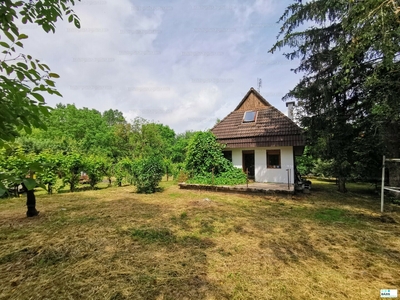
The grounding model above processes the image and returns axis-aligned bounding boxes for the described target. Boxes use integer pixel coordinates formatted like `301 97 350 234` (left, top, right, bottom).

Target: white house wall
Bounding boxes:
226 147 294 184
231 149 243 170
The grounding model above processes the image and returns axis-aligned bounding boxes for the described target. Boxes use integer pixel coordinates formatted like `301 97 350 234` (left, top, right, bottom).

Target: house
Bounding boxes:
211 87 305 184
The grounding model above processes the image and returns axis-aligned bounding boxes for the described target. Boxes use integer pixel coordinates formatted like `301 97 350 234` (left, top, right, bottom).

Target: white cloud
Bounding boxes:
17 0 300 133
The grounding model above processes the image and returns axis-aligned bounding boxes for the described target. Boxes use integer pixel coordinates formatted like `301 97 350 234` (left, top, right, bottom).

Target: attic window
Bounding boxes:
243 111 256 123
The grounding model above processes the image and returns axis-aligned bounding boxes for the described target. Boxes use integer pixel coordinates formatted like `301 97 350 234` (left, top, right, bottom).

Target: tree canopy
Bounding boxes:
0 0 81 147
270 0 400 191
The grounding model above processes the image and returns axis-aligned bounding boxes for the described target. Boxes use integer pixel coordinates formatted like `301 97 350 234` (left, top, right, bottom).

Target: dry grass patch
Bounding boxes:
0 180 399 299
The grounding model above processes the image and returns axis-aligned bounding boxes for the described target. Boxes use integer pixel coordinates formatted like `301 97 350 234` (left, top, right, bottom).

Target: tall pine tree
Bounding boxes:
270 0 400 191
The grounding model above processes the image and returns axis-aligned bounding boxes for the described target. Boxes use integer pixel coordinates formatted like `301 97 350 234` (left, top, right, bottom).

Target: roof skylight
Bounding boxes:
243 111 256 123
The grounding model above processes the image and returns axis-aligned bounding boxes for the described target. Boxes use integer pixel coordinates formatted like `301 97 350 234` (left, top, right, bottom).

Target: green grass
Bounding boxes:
0 179 399 299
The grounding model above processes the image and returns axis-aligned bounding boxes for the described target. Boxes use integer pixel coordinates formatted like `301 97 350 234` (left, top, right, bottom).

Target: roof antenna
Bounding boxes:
257 78 262 93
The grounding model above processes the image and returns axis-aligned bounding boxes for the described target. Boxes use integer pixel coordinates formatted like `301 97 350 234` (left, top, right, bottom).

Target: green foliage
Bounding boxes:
0 0 80 147
296 148 315 176
102 109 126 127
132 156 164 194
312 159 334 178
113 158 133 186
34 152 62 194
40 104 113 156
185 131 227 176
184 131 246 185
83 155 110 189
163 158 174 180
171 131 196 163
270 0 400 191
172 162 185 180
59 153 84 192
0 146 47 196
187 167 247 186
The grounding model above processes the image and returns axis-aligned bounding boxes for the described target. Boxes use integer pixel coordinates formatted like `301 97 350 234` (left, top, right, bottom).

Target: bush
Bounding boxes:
185 131 228 176
59 152 84 192
187 166 246 186
83 155 109 189
132 156 164 193
114 158 133 186
184 131 247 185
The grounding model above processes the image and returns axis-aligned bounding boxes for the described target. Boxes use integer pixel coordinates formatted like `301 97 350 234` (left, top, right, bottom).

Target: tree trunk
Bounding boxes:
108 177 112 186
338 177 347 193
48 183 52 195
70 179 75 192
23 184 39 217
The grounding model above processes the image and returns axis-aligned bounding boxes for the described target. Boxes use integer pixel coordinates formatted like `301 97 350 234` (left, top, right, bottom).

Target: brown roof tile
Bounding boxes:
211 88 305 148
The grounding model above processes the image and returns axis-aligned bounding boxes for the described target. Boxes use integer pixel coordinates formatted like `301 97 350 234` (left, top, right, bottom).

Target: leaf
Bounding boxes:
74 19 81 29
18 34 29 40
4 31 15 42
16 62 28 70
45 80 55 87
22 178 37 191
23 125 32 135
0 41 10 48
49 73 60 78
16 71 25 81
30 92 45 103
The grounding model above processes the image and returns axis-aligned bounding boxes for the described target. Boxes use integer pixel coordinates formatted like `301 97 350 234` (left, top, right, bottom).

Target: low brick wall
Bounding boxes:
178 183 294 195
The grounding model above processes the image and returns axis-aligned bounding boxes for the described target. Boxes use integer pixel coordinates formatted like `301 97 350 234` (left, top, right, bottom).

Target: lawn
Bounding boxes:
0 180 399 300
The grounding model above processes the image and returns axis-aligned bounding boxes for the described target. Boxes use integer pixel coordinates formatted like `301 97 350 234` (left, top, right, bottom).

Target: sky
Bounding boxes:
19 0 302 134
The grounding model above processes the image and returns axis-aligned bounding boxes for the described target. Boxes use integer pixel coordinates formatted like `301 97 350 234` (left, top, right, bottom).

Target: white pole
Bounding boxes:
381 155 385 213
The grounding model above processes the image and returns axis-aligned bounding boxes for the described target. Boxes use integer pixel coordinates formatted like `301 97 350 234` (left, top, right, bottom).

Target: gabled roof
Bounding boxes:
211 87 305 148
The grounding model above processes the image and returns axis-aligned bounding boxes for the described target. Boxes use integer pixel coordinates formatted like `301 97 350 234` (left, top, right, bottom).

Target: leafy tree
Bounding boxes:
34 152 62 194
111 123 134 160
102 109 126 127
0 0 80 146
132 156 164 193
83 155 109 189
130 117 164 158
270 0 400 192
59 152 84 192
0 146 44 216
171 131 197 163
113 157 133 187
0 0 80 216
296 146 315 176
41 104 113 155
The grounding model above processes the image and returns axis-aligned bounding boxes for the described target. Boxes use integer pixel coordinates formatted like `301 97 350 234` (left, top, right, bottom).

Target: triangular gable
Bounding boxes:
234 87 272 111
211 87 305 148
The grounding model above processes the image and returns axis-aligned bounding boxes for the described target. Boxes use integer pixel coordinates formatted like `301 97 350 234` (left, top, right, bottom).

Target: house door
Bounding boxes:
242 151 255 179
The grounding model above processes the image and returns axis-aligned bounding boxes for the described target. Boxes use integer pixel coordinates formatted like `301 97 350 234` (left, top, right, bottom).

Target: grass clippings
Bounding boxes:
0 180 399 299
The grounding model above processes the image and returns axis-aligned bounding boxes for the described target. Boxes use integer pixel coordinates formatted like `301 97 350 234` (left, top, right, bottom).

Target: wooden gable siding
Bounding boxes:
236 92 269 111
211 87 305 148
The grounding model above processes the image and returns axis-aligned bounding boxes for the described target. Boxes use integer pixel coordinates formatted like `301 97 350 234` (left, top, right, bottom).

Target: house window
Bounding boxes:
223 151 232 162
267 150 281 168
243 111 257 123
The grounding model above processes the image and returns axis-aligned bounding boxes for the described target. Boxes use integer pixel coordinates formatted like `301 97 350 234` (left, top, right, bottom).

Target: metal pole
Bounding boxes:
246 168 249 188
287 169 289 190
381 155 385 213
